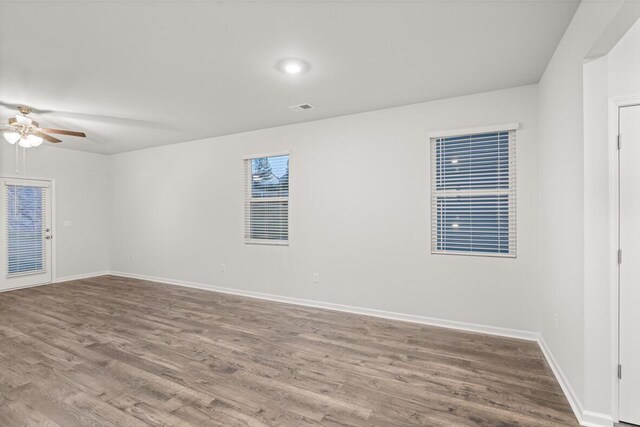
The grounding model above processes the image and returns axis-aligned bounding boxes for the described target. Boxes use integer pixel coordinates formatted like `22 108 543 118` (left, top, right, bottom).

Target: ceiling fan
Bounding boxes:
1 106 86 148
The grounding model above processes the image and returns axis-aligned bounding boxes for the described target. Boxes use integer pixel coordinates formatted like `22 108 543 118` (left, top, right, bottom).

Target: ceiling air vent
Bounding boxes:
288 103 314 112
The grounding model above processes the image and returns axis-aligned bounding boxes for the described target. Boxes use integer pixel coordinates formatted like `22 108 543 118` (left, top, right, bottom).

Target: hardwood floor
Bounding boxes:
0 275 577 426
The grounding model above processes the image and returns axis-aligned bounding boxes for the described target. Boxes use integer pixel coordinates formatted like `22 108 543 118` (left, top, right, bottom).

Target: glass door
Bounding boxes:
0 179 53 291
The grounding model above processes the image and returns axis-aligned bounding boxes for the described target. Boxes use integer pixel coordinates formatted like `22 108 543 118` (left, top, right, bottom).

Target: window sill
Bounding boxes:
244 239 289 246
431 250 516 258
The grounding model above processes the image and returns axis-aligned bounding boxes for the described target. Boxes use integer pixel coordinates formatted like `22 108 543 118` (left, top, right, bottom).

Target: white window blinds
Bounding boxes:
244 154 289 244
5 183 48 275
431 128 516 257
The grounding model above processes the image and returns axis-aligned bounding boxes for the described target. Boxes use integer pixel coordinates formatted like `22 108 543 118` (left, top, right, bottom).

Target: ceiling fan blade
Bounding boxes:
35 132 62 144
41 128 86 137
1 100 170 130
8 117 38 127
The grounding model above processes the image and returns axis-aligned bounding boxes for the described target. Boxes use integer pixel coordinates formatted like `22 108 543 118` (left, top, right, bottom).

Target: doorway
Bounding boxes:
0 178 53 291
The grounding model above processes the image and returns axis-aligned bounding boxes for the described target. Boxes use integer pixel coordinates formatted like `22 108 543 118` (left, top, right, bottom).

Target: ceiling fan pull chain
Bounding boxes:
15 140 19 174
23 146 26 175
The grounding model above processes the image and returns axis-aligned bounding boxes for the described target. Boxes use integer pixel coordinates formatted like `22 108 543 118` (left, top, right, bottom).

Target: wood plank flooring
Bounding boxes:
0 275 578 426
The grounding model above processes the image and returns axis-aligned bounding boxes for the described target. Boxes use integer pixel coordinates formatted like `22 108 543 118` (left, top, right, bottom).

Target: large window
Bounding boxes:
244 154 289 244
430 126 516 256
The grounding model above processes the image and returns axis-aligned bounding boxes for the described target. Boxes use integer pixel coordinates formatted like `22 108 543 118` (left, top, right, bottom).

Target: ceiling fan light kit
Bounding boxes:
3 132 20 144
6 133 44 148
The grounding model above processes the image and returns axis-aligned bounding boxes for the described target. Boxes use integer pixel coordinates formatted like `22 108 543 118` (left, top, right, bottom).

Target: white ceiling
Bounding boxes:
0 1 579 155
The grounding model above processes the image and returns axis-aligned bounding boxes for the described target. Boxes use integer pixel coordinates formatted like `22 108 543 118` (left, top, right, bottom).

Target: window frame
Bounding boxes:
429 123 518 258
243 151 290 246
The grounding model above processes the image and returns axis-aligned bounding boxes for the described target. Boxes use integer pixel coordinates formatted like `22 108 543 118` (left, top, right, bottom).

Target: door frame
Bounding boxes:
609 95 640 423
0 174 57 292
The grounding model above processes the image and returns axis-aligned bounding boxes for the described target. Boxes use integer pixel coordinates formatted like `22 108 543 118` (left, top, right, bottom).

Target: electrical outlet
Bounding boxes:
313 273 319 283
221 263 227 272
63 220 72 228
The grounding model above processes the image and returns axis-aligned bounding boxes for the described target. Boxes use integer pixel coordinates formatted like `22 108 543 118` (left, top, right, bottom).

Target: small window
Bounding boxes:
244 154 289 244
430 127 516 257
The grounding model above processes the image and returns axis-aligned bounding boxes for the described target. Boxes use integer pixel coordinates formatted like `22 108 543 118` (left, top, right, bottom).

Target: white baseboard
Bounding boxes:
581 411 613 427
55 271 110 283
109 271 538 341
0 271 109 294
537 335 613 427
0 281 53 293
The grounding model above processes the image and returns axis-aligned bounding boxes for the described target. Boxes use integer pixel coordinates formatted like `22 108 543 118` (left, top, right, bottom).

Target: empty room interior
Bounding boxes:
1 1 640 426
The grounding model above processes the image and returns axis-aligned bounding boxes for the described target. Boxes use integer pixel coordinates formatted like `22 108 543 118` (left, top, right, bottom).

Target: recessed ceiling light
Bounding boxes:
277 58 309 75
285 62 302 74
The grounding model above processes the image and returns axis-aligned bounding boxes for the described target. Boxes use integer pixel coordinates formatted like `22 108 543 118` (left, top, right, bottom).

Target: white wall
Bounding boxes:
582 12 640 424
581 15 640 420
608 17 640 98
0 143 110 280
539 0 635 423
583 54 612 417
110 84 540 333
